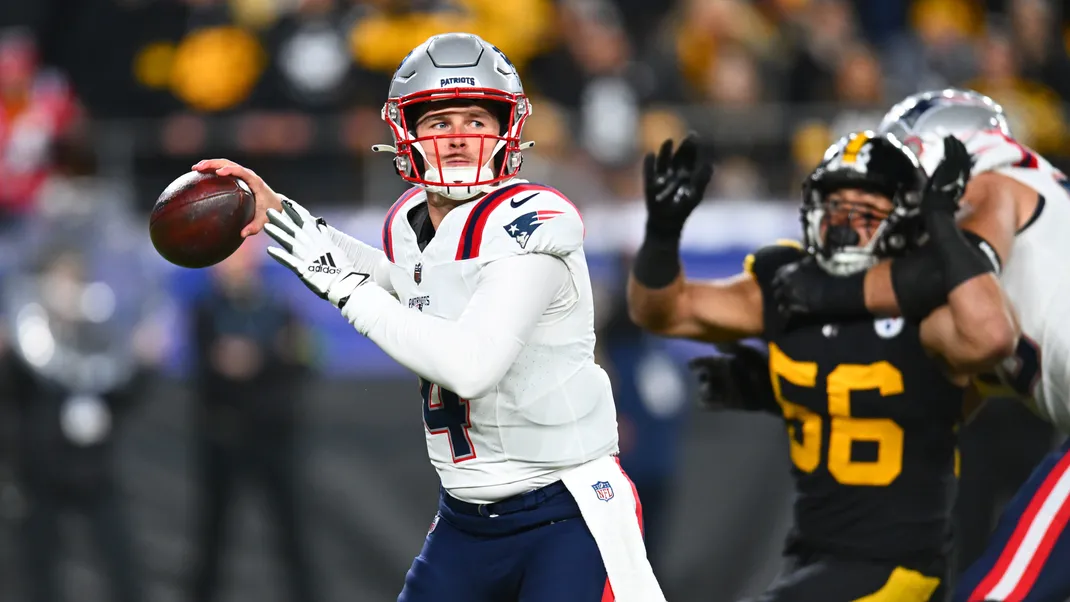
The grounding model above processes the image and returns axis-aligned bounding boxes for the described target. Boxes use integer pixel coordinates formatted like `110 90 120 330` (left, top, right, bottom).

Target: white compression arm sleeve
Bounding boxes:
340 253 570 399
324 225 394 292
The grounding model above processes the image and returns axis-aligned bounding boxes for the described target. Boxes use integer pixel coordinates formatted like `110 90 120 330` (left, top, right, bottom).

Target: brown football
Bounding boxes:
149 171 256 269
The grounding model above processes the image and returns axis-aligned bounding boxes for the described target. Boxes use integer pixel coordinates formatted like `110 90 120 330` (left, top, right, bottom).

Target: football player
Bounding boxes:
764 89 1070 602
192 33 664 602
627 130 1018 601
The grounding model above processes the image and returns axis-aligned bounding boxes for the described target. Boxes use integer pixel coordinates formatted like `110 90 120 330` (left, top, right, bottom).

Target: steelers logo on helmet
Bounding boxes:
801 130 927 276
372 33 535 201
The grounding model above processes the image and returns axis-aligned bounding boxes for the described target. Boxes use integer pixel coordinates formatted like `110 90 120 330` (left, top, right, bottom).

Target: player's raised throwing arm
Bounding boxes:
626 136 764 342
261 202 564 400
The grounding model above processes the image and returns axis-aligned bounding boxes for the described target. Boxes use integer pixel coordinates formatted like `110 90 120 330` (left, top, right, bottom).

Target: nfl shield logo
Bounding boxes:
592 481 614 502
413 262 423 284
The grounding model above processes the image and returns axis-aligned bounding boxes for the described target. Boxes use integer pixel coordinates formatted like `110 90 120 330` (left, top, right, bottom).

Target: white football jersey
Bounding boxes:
379 180 619 502
916 130 1070 430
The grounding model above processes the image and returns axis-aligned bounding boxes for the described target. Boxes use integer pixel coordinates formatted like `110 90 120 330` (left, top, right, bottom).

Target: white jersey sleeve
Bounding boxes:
339 252 570 399
324 224 395 292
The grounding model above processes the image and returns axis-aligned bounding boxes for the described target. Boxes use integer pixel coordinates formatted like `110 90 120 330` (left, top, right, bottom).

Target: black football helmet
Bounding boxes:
801 130 928 275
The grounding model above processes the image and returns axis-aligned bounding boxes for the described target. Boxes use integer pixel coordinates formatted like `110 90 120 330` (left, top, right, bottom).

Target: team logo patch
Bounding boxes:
592 480 614 502
408 295 430 311
504 210 563 249
428 513 440 535
413 262 423 284
874 317 905 339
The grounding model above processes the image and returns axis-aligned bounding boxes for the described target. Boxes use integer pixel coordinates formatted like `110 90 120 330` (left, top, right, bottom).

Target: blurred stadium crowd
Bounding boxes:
0 0 1066 601
3 0 1070 210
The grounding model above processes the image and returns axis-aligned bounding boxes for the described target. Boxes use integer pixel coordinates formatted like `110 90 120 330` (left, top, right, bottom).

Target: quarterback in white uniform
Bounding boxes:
193 32 663 602
766 89 1070 602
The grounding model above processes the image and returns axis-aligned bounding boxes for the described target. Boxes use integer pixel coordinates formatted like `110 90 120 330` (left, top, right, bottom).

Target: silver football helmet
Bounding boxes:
373 33 533 201
877 88 1010 152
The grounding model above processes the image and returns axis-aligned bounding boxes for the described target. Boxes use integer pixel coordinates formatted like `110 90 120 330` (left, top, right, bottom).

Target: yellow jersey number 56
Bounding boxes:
769 343 906 487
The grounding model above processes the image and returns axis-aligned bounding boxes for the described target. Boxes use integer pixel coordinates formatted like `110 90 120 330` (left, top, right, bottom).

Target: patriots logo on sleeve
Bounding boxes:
503 210 563 249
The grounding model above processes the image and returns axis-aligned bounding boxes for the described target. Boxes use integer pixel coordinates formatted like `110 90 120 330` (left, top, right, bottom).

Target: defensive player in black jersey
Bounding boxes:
627 131 1019 601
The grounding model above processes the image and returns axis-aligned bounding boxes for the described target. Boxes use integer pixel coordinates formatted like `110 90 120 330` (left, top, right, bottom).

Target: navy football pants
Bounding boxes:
956 437 1070 602
398 481 629 602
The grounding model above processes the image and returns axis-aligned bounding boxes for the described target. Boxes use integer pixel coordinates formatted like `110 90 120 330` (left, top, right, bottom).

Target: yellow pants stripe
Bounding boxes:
852 567 941 601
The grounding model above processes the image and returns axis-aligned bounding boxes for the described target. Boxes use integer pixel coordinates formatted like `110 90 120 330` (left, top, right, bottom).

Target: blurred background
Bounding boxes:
0 0 1064 600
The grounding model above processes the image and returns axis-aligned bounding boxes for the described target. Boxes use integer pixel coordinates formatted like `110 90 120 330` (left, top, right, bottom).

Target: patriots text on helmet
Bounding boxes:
440 77 477 87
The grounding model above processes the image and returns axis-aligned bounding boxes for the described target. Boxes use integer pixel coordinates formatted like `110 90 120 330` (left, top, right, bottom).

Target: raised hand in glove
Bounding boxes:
921 136 989 291
923 135 972 218
264 200 371 308
643 134 714 240
688 342 779 415
633 134 714 289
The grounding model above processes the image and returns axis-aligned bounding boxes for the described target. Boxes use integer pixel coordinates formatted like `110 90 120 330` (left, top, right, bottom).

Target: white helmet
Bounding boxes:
878 88 1010 153
373 33 533 201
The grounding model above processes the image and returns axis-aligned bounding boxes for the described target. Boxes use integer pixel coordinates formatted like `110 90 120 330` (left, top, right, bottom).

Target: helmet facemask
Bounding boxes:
802 182 909 276
801 133 926 276
377 89 532 201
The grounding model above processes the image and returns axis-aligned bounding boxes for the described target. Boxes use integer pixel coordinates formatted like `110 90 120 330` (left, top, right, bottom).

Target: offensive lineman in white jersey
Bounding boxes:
191 32 663 602
730 89 1070 601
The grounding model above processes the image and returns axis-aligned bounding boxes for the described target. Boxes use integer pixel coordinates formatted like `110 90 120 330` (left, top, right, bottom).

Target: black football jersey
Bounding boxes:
749 243 965 566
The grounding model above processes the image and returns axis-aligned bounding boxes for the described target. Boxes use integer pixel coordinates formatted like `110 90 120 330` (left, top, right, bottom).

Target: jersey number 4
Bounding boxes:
769 343 906 487
421 380 476 463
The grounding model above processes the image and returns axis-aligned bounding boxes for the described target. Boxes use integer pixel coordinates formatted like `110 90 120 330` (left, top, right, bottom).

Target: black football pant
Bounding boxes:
740 552 950 602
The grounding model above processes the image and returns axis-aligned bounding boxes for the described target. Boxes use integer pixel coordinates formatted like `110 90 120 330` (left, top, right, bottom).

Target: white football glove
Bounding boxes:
264 200 370 308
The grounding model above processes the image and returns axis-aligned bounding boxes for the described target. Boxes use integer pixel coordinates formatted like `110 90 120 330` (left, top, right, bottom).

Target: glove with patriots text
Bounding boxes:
264 199 371 308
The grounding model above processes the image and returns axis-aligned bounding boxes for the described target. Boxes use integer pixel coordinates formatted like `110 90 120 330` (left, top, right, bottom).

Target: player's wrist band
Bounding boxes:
890 226 1002 321
633 229 682 289
926 214 998 291
890 244 947 321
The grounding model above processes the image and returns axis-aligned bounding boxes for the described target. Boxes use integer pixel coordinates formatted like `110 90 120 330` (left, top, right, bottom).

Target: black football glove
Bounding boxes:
642 134 714 240
688 342 779 416
770 256 869 325
921 135 993 291
922 135 972 218
632 134 714 289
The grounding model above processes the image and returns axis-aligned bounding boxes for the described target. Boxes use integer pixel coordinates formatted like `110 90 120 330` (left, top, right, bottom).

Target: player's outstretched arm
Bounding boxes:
626 135 763 342
916 137 1019 374
628 273 764 342
194 159 394 291
261 203 548 399
342 253 567 400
